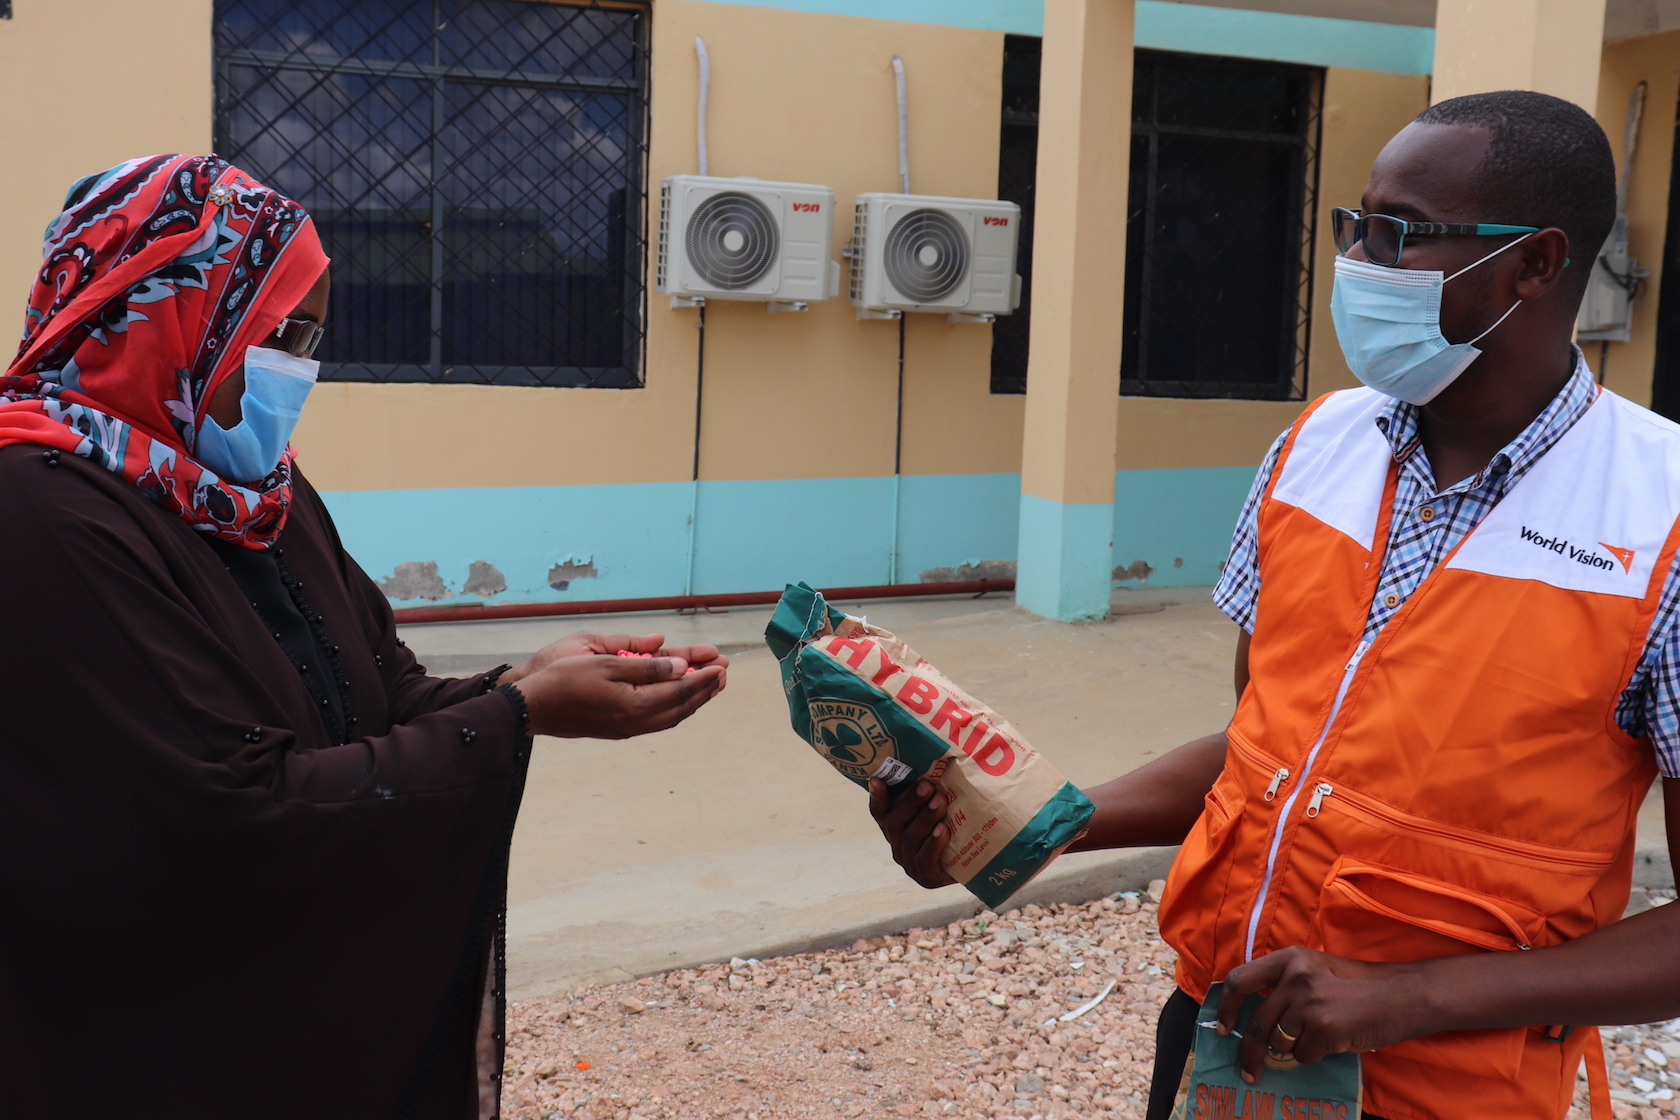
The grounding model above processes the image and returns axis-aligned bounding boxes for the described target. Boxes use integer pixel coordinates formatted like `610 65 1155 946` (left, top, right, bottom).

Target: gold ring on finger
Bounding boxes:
1273 1025 1299 1043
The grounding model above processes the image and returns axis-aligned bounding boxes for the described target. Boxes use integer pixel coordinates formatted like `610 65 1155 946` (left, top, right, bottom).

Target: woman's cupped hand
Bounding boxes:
500 631 729 739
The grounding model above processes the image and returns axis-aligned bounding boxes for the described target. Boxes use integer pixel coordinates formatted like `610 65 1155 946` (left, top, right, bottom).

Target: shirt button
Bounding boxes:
1419 506 1436 521
1384 593 1400 608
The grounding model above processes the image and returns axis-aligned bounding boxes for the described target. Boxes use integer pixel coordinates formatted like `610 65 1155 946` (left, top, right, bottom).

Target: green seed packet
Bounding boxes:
765 582 1093 908
1170 983 1363 1120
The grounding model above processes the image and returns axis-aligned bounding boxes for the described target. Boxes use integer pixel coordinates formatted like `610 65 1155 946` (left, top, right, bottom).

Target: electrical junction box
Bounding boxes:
848 193 1022 322
657 175 840 311
1578 215 1650 343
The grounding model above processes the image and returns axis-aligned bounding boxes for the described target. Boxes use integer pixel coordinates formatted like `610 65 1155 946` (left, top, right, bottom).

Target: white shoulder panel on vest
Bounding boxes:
1445 391 1680 598
1270 388 1393 551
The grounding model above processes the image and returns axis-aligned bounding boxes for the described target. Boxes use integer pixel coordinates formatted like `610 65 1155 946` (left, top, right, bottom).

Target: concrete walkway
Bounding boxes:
398 588 1671 999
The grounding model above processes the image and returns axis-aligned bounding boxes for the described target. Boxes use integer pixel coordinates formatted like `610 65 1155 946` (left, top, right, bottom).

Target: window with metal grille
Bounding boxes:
213 0 649 387
989 34 1040 396
990 47 1321 400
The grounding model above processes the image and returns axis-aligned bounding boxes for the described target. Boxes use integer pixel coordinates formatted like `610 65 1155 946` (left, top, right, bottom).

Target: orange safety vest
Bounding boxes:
1157 385 1680 1120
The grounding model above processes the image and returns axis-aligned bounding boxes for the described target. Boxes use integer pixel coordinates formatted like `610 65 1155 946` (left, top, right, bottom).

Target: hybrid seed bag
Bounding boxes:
766 583 1094 908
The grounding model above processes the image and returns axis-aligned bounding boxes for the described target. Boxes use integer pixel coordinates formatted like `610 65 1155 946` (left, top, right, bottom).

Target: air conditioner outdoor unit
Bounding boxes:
848 193 1022 322
658 175 841 312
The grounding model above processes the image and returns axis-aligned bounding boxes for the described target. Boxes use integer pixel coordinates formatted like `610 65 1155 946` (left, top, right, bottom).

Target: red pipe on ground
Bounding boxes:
391 580 1015 625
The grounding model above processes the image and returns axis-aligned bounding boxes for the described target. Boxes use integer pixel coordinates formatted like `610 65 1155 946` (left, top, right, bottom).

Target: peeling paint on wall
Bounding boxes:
463 560 507 597
377 560 452 601
1113 559 1155 583
918 559 1017 583
547 558 599 592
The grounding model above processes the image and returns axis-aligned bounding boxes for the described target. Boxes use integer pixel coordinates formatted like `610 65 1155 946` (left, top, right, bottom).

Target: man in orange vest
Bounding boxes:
871 90 1680 1119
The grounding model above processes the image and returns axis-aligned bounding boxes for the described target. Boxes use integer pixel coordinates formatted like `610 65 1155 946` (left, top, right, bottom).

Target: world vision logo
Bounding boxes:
808 698 897 780
1519 526 1634 573
1601 543 1636 572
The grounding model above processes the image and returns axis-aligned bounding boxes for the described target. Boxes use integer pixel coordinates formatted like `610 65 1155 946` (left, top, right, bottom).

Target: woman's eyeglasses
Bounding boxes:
270 316 326 359
1331 207 1538 267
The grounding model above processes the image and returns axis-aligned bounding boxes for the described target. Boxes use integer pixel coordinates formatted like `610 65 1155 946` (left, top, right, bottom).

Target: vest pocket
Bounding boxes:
1158 765 1249 986
1308 858 1547 1079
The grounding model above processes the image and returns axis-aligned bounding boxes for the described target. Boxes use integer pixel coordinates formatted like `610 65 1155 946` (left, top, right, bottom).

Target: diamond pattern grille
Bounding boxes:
991 46 1319 400
214 0 649 387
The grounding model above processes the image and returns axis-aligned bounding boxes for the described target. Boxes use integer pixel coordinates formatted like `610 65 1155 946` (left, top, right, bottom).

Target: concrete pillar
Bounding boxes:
1014 0 1135 622
1431 0 1606 110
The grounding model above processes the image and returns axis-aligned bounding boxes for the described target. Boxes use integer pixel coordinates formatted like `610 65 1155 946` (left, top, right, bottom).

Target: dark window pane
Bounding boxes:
1001 33 1041 116
441 0 639 79
1651 82 1680 421
214 0 648 387
990 35 1040 395
1123 137 1298 391
439 82 635 368
216 0 430 65
1123 50 1319 399
1143 56 1309 136
993 46 1319 399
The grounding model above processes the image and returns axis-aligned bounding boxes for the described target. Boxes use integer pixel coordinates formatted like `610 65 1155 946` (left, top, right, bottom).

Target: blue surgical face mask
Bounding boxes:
1330 233 1530 405
194 345 319 483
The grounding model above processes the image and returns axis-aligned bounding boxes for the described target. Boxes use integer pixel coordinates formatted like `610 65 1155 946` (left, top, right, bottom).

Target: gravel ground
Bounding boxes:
503 885 1179 1120
502 888 1680 1120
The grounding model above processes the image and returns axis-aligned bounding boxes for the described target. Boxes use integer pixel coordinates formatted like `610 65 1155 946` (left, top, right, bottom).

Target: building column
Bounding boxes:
1431 0 1606 109
1015 0 1135 622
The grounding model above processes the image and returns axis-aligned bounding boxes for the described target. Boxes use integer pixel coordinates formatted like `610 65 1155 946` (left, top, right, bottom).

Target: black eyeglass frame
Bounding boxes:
270 316 326 359
1331 206 1539 267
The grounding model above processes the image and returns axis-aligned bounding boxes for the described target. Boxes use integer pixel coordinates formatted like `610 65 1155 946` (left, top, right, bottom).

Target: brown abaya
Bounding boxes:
0 442 530 1118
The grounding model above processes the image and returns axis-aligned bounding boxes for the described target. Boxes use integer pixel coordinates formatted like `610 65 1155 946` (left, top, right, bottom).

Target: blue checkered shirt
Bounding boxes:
1214 354 1680 777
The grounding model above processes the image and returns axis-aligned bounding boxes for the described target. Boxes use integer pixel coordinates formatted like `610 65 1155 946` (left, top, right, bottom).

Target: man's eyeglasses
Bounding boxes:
1331 207 1539 267
270 316 326 359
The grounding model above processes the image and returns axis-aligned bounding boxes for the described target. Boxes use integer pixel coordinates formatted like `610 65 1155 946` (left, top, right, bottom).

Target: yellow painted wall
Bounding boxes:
297 0 1015 491
0 0 213 318
1432 0 1607 110
1593 29 1680 408
0 1 1448 487
1113 65 1430 470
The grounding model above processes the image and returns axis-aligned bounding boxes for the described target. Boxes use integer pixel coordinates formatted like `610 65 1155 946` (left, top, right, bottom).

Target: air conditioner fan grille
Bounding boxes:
883 208 968 303
684 190 778 290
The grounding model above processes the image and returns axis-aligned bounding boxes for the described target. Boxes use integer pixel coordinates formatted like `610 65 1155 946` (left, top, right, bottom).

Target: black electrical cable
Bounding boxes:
887 312 907 585
692 301 707 482
894 312 906 475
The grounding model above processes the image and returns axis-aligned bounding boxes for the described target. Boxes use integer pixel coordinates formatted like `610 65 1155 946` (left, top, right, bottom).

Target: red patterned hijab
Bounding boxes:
1 154 328 549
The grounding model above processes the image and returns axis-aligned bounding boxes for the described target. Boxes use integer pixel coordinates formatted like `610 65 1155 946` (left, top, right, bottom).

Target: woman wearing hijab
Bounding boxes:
0 154 726 1118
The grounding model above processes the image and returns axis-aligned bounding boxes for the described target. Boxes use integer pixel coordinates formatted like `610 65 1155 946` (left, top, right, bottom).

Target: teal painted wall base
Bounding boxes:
318 465 1257 609
1015 494 1115 622
320 472 1022 607
1113 466 1257 588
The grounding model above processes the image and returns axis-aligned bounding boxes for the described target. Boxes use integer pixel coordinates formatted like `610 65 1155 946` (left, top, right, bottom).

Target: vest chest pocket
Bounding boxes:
1307 858 1549 1079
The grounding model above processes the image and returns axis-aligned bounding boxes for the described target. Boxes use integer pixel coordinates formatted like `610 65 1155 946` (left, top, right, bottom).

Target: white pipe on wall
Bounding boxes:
892 55 910 194
695 36 711 176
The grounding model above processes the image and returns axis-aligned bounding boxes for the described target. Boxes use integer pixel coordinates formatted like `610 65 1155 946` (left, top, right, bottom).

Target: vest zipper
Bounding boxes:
1305 783 1333 817
1264 768 1290 801
1243 639 1371 963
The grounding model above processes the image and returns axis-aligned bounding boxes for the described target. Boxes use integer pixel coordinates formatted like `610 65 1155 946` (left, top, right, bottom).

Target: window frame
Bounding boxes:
988 44 1322 401
212 0 652 388
1120 49 1322 402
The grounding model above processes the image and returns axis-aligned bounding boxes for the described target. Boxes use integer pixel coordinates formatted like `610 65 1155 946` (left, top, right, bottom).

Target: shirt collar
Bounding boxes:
1372 347 1598 494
